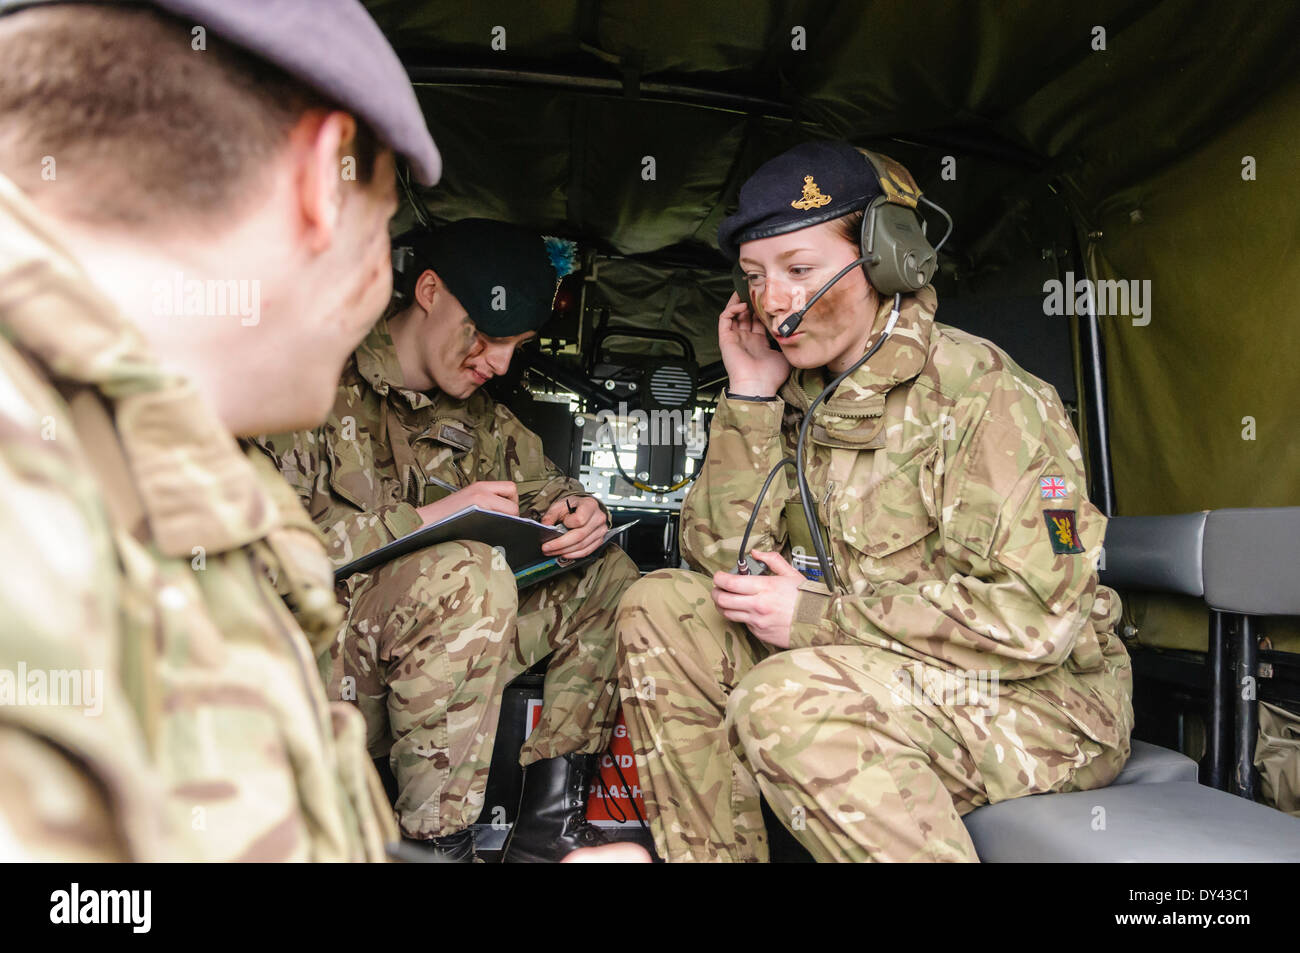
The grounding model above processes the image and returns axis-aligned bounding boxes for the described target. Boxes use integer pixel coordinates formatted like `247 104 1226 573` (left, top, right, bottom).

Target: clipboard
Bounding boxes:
333 504 636 586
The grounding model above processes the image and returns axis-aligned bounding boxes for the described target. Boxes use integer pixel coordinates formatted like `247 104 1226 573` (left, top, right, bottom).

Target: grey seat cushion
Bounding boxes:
1203 507 1300 614
1099 513 1207 597
1111 740 1199 785
964 782 1300 861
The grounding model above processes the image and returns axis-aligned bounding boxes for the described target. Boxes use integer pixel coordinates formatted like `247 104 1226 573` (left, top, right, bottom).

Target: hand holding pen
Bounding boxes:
540 495 607 560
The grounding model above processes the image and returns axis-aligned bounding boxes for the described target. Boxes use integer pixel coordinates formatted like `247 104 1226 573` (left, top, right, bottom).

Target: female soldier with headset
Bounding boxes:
615 140 1132 863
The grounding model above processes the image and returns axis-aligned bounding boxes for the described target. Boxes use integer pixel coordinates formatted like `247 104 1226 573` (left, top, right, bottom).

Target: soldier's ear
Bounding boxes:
295 110 355 254
413 268 441 313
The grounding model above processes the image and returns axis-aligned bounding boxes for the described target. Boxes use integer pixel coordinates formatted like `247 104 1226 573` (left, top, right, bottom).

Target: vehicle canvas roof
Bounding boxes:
366 0 1300 537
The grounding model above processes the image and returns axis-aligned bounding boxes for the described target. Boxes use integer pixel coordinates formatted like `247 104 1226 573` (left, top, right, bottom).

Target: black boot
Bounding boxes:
502 753 609 863
389 830 476 863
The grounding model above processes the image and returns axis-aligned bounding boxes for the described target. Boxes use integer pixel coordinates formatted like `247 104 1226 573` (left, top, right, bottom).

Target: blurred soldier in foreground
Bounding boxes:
0 0 439 860
616 141 1132 862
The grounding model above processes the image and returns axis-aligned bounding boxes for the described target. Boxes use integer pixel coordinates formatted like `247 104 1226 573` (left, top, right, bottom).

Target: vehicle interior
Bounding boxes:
362 0 1300 860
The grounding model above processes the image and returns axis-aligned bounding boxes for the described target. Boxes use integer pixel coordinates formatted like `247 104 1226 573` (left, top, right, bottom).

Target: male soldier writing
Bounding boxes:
616 141 1132 862
0 0 439 860
256 219 640 863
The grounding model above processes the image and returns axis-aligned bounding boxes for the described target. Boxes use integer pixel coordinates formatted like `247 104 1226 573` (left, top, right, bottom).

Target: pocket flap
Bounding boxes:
324 421 380 512
837 446 938 559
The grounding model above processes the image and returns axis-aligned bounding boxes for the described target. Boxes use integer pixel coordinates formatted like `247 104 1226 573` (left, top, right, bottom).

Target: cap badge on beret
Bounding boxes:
791 175 832 211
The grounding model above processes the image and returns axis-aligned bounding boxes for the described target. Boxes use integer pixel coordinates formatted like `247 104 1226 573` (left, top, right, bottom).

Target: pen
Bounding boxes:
426 475 460 494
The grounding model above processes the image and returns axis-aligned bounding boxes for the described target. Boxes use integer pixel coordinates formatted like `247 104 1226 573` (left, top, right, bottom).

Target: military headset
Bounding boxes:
732 149 953 588
732 148 951 339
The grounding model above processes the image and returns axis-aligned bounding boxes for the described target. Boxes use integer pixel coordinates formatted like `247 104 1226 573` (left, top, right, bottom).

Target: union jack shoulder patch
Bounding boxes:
1040 475 1069 499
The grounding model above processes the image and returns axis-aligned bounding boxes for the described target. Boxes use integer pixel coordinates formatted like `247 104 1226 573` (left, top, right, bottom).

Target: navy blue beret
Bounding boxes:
718 140 882 260
0 0 441 184
400 219 559 337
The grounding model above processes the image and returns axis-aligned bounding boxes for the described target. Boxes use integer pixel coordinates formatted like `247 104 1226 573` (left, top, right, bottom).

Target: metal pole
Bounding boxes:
1060 224 1117 518
1233 615 1260 800
1081 296 1116 517
1203 610 1232 790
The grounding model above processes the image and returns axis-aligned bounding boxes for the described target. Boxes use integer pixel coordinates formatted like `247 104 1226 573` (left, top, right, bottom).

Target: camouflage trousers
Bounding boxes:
617 570 1130 862
336 540 639 839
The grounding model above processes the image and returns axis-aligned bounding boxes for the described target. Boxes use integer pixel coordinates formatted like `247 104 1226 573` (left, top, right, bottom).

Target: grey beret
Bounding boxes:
0 0 441 184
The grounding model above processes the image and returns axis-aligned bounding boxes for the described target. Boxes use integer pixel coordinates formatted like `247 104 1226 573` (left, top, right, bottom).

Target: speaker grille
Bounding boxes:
648 364 693 407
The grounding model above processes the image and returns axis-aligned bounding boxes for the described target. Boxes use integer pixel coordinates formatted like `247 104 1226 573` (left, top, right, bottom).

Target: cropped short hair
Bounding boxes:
0 4 381 226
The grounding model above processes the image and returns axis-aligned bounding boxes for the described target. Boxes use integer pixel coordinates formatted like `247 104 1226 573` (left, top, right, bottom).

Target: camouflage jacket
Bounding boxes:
683 286 1131 747
0 175 395 861
255 316 593 568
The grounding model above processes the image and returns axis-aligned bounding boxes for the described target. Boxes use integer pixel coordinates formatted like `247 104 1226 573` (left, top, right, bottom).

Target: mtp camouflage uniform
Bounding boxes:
0 174 395 862
256 317 638 838
617 286 1133 862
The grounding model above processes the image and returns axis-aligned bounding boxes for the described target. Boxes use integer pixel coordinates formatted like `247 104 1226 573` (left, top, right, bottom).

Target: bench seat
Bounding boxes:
963 741 1300 861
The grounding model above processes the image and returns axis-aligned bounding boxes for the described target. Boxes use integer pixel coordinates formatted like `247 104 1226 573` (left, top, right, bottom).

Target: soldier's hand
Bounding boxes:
540 496 607 559
717 292 790 397
711 550 802 648
416 480 519 525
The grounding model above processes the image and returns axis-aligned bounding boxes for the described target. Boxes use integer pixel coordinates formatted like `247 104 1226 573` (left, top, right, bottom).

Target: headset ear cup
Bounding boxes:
864 202 937 295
